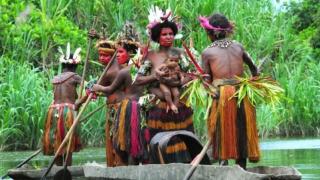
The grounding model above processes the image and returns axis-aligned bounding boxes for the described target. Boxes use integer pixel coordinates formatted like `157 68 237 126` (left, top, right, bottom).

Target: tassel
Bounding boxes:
105 107 115 167
43 107 54 155
243 96 260 162
208 100 219 138
130 100 140 158
219 86 238 159
144 128 150 143
54 107 65 155
66 108 74 152
118 99 129 151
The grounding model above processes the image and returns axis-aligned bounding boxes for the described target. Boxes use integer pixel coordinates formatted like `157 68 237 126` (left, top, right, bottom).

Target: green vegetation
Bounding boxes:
0 0 319 151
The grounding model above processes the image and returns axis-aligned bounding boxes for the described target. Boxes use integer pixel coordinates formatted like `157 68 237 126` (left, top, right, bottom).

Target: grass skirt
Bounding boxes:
42 103 81 156
208 85 260 162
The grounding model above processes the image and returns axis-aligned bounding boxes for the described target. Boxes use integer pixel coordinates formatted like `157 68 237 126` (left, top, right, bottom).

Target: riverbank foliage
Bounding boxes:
1 0 319 151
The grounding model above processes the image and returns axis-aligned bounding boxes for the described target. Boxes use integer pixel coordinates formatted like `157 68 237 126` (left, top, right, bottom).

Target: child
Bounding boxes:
42 43 83 166
155 49 184 113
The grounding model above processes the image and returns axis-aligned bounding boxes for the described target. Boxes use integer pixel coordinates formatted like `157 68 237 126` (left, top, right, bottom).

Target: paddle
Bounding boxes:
52 103 104 179
1 148 42 179
53 141 72 180
79 103 105 122
41 50 118 179
183 139 211 180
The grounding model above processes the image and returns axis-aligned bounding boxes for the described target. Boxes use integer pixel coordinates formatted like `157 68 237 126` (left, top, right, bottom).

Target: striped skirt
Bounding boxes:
112 99 148 164
147 101 194 163
208 85 260 162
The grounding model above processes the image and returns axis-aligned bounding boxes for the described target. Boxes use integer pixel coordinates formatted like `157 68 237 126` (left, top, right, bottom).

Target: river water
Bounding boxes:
0 138 319 179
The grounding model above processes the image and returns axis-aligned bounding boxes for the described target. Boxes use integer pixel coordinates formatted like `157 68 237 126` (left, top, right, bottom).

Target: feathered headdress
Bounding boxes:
198 16 234 33
146 5 182 39
58 43 81 64
116 21 140 52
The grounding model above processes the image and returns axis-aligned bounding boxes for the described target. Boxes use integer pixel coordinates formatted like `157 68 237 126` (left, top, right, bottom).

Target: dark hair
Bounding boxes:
122 43 138 55
207 13 233 40
150 21 178 42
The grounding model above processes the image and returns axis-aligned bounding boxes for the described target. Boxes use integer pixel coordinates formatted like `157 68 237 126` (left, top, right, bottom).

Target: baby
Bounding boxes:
155 49 184 113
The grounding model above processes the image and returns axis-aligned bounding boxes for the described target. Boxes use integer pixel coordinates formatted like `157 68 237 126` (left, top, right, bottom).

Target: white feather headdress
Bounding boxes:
146 6 182 39
58 42 81 64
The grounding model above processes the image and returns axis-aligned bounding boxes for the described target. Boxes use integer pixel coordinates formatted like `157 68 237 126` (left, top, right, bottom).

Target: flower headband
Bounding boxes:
198 16 233 32
58 42 81 64
146 5 182 39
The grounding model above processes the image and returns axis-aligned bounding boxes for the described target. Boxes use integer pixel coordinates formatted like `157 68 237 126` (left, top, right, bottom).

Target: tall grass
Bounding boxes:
0 56 107 150
0 57 52 150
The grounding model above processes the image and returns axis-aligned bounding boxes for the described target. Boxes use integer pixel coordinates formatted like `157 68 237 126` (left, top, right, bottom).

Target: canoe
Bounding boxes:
7 163 302 180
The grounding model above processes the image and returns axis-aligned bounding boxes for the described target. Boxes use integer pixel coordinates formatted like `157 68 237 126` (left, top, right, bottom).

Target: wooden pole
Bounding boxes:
183 138 211 180
79 17 98 98
79 103 105 122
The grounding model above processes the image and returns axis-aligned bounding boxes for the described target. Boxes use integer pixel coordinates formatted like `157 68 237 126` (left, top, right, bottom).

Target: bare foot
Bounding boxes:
170 104 179 114
166 104 170 113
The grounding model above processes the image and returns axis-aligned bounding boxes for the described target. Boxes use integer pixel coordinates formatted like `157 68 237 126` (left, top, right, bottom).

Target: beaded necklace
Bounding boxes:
207 39 233 49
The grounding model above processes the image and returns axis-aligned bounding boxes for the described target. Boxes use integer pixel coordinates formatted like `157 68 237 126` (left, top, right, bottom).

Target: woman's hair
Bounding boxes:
120 43 138 55
150 21 178 42
207 13 234 40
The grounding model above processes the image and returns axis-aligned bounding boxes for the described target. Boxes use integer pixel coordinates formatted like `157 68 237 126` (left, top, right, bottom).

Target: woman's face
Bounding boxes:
116 47 129 64
159 27 174 47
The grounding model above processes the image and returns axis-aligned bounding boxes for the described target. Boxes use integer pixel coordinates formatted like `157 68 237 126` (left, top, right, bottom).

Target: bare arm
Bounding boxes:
92 70 126 95
201 51 213 82
134 73 157 86
243 51 259 76
73 74 82 85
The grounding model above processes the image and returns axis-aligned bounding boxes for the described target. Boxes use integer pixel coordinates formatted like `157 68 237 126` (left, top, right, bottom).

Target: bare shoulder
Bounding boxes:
69 73 81 84
73 74 82 80
202 46 218 59
231 40 245 50
118 66 131 77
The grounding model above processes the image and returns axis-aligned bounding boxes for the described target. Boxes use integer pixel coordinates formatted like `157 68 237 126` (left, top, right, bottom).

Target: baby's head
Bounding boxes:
168 49 181 62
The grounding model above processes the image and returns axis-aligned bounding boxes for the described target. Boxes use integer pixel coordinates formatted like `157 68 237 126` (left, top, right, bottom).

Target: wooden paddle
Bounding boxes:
183 138 211 180
52 103 104 179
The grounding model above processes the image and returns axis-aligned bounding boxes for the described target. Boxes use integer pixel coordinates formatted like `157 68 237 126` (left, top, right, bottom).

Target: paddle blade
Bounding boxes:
54 168 72 180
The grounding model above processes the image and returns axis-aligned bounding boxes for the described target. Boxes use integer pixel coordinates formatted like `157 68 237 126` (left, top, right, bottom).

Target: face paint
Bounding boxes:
159 28 174 47
98 52 112 65
116 47 129 64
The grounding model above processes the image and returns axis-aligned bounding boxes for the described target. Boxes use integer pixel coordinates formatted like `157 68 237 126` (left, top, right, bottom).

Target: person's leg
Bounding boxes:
66 153 72 166
159 84 176 112
171 87 180 111
236 158 247 169
55 155 63 166
219 159 228 166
